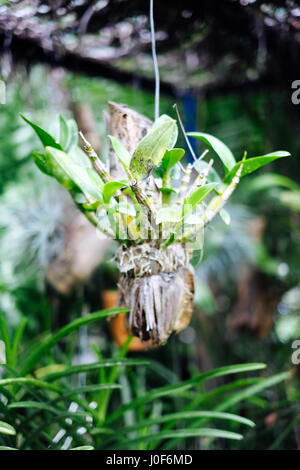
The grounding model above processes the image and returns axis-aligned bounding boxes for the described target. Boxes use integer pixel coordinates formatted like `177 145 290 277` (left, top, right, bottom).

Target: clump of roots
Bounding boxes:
117 242 195 345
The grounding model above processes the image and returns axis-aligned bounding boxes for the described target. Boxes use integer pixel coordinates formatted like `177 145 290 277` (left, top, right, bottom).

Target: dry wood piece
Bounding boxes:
117 242 195 344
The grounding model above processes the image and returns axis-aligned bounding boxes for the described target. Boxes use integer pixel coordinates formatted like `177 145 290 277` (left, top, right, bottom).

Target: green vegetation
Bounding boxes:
0 66 299 450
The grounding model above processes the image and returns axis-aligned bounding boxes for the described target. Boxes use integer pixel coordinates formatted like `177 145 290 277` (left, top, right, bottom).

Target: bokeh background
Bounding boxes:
0 0 300 450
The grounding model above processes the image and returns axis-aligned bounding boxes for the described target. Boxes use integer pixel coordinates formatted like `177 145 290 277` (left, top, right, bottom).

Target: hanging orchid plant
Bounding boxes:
22 104 290 345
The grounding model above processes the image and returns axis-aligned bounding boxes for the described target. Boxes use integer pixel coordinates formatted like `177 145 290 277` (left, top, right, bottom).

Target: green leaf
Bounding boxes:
102 181 127 204
59 116 78 152
130 116 178 180
108 135 132 168
0 421 16 436
0 377 60 393
8 401 61 413
67 144 91 168
152 114 178 149
156 207 181 224
45 147 103 201
0 312 12 365
56 384 120 400
219 209 231 225
11 318 27 368
224 151 291 183
106 363 266 424
0 446 17 450
194 378 262 407
82 200 102 212
32 151 52 176
70 446 94 450
247 173 300 193
158 188 177 196
20 411 91 448
161 148 185 171
32 151 75 190
214 371 290 412
59 115 70 149
7 402 91 428
21 307 129 375
42 358 149 382
102 411 254 439
109 428 243 448
21 115 62 150
188 132 236 171
280 190 300 212
163 373 280 451
185 183 217 209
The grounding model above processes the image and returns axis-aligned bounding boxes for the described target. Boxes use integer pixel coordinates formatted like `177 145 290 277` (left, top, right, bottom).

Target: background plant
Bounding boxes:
0 65 299 450
0 306 292 450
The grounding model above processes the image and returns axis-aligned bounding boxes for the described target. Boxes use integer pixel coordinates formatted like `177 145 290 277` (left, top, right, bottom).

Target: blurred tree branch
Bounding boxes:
1 1 299 97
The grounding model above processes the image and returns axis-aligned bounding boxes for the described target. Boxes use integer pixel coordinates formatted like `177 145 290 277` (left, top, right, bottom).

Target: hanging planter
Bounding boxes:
117 241 195 344
23 103 290 346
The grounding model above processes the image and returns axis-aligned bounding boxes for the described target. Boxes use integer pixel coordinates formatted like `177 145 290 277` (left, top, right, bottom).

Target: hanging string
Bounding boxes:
173 104 198 162
150 0 160 120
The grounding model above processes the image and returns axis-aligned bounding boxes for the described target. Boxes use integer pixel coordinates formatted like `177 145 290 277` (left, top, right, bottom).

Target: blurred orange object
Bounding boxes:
265 412 277 428
102 290 156 351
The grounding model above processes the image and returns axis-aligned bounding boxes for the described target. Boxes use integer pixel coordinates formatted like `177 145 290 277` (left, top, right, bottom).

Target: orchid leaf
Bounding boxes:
109 135 132 169
130 115 177 180
224 151 291 183
102 181 127 203
185 183 218 209
161 148 185 171
188 132 236 171
21 115 62 150
45 147 103 201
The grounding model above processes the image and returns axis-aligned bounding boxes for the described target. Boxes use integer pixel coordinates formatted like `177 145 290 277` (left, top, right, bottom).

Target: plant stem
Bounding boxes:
130 179 157 234
79 131 112 183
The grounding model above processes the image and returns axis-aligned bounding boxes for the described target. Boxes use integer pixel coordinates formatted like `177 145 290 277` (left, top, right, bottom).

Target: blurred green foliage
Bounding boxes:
0 65 299 449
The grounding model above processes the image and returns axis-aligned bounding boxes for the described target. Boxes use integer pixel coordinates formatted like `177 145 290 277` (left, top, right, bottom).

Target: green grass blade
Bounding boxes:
0 420 16 435
0 446 18 450
0 312 12 366
21 308 128 375
214 371 290 412
11 318 27 368
42 358 149 382
96 336 133 424
8 401 62 413
106 363 266 424
97 410 254 445
55 384 120 401
163 371 290 450
109 428 243 449
70 446 94 450
0 377 61 393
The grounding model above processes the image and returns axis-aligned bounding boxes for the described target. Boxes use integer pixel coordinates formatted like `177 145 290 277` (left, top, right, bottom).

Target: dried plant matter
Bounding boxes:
23 103 290 345
118 242 194 343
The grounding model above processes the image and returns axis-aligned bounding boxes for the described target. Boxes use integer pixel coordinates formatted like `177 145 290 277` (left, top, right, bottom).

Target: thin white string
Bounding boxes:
150 0 160 120
173 104 198 161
